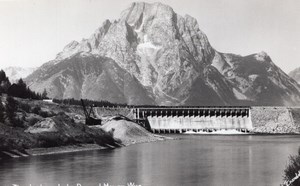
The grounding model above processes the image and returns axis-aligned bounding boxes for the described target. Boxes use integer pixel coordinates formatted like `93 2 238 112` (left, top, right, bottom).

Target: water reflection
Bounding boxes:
0 135 299 186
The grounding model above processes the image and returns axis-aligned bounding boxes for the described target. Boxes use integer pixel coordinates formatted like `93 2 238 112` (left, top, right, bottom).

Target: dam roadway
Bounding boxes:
131 107 252 133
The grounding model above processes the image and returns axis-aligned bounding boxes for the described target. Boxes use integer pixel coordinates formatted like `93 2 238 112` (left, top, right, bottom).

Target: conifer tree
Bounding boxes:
0 99 5 123
0 70 11 94
42 88 48 99
5 96 18 124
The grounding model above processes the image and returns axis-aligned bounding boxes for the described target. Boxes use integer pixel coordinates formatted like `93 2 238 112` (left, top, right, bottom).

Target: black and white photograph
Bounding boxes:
0 0 300 185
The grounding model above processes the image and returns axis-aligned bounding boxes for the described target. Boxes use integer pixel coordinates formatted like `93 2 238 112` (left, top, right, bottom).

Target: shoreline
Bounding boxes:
9 135 173 158
175 132 300 136
26 143 107 156
25 133 300 157
2 133 299 159
22 133 300 156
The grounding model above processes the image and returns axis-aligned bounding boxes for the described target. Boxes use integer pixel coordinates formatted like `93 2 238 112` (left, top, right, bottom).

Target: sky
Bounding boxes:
0 0 299 73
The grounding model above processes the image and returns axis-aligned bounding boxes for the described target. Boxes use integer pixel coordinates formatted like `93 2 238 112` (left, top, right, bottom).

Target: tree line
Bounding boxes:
0 96 20 126
52 98 130 108
0 69 49 126
0 69 48 100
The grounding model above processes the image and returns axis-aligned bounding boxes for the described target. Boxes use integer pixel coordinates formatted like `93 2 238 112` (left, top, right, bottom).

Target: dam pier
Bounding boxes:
132 107 253 133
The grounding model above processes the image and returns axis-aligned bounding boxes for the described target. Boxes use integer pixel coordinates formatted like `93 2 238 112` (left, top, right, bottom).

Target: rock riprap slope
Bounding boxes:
251 107 300 134
26 2 300 106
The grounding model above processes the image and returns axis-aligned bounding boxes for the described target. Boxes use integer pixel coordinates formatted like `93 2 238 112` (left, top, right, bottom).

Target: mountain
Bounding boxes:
26 54 154 105
289 67 300 84
26 2 300 106
4 66 36 83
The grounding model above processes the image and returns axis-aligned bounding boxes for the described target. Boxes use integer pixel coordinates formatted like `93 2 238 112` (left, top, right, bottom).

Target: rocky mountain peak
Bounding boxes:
64 40 79 51
56 40 79 60
89 19 112 50
25 2 300 106
120 2 175 26
254 51 270 62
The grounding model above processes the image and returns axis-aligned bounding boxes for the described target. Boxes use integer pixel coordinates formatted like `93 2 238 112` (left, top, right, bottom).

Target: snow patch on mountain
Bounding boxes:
232 88 247 100
137 35 161 52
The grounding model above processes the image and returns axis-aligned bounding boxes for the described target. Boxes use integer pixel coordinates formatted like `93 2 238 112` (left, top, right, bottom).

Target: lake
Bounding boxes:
0 135 299 186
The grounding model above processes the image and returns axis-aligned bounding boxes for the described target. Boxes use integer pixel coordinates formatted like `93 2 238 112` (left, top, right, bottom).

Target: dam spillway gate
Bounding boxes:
132 107 252 133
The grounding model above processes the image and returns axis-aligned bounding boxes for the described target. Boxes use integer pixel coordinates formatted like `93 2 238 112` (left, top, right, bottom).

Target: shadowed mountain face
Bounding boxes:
26 2 300 106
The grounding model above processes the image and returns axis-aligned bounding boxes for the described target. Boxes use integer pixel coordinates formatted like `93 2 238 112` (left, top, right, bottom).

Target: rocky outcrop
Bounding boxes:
26 2 300 106
25 118 58 133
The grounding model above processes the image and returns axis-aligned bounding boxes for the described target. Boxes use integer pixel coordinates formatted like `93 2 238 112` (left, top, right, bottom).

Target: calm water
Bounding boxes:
0 135 299 186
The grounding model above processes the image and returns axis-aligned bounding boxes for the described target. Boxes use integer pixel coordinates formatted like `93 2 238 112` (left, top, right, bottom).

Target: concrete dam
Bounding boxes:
132 107 253 133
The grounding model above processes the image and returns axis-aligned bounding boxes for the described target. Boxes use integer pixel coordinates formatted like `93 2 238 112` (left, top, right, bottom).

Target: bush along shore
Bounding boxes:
0 95 168 159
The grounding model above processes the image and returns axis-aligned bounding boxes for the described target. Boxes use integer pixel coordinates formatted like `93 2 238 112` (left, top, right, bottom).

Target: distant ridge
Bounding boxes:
4 66 36 83
289 67 300 84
